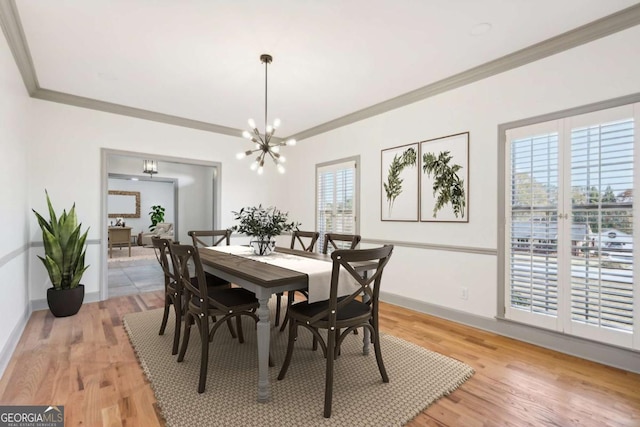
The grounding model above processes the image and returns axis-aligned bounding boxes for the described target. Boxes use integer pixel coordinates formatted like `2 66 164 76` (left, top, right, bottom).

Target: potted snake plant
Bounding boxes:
33 190 90 317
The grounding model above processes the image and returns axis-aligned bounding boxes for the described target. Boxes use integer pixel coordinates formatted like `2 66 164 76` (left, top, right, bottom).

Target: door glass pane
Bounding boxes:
570 119 634 332
509 133 559 316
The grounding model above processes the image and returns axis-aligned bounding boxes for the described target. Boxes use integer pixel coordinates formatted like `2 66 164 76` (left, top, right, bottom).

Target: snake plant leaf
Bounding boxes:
44 190 60 237
39 254 62 288
32 210 53 235
42 227 63 267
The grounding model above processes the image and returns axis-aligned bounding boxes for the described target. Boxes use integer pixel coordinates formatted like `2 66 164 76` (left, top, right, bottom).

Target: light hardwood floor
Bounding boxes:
0 292 638 426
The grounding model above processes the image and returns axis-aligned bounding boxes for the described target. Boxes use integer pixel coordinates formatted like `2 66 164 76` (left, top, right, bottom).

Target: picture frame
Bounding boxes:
381 142 419 221
108 190 141 218
420 132 469 222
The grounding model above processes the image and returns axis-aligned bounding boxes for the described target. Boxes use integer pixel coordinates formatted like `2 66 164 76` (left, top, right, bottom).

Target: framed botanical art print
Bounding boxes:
381 142 419 221
420 132 469 222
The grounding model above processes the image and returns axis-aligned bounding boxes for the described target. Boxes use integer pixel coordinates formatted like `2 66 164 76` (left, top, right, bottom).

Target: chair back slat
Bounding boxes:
290 230 320 252
188 229 231 249
322 233 361 254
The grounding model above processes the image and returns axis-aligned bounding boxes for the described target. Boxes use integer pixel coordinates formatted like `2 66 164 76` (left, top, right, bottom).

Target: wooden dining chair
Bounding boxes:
322 233 361 254
278 245 394 418
152 237 182 355
169 243 262 393
275 230 320 329
155 236 239 356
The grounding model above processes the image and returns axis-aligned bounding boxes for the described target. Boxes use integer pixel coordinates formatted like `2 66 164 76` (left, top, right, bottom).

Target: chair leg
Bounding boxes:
236 315 245 343
177 313 193 362
279 292 295 332
198 315 209 393
171 296 181 355
225 318 238 339
372 321 389 383
275 293 282 326
159 297 170 336
277 318 298 380
324 327 337 418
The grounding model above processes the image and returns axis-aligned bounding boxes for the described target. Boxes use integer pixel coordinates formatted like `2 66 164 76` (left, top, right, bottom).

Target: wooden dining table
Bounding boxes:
198 246 375 402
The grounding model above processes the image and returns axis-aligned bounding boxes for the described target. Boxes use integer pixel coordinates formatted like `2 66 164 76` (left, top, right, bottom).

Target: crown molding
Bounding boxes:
2 0 640 141
33 88 244 137
0 0 37 94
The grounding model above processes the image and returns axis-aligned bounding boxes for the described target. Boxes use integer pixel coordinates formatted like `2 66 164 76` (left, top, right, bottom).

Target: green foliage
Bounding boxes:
32 190 90 290
383 147 417 214
149 205 165 229
422 151 466 218
231 205 299 240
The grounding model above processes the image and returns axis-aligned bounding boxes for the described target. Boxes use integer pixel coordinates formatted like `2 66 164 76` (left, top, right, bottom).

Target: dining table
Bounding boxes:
197 245 376 402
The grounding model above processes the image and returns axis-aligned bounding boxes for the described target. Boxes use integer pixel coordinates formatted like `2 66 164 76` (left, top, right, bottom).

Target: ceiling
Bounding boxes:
8 0 640 140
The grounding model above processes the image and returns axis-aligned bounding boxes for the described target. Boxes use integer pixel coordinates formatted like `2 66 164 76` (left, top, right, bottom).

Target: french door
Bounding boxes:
505 103 639 349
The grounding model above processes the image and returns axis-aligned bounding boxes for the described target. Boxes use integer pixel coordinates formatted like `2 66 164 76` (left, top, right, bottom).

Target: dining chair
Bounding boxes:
277 245 394 418
275 230 320 330
322 233 361 254
152 237 182 355
169 242 262 393
154 236 239 356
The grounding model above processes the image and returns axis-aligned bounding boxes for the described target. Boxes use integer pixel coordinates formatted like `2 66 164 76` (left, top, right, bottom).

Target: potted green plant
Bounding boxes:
231 205 299 255
32 190 90 317
149 204 165 229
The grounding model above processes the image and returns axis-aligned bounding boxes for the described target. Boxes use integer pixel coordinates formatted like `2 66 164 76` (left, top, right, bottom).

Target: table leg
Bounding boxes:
256 294 271 402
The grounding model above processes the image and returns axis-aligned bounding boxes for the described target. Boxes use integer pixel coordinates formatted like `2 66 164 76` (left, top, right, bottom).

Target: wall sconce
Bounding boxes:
143 160 158 178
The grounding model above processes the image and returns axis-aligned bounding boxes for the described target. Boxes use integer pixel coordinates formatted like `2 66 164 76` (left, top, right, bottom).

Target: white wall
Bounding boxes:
281 26 640 319
0 29 33 372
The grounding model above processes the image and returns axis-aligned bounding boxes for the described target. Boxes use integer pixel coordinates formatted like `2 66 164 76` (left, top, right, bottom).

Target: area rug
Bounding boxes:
123 305 474 426
108 245 157 262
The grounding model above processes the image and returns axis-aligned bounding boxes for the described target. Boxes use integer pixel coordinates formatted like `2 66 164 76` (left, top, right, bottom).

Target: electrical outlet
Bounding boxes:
460 287 468 300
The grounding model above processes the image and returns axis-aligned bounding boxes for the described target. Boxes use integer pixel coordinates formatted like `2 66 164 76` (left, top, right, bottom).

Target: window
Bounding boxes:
503 103 639 350
316 158 358 252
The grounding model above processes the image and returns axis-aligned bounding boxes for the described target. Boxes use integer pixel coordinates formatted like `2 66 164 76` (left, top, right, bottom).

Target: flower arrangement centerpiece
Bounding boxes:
231 205 299 255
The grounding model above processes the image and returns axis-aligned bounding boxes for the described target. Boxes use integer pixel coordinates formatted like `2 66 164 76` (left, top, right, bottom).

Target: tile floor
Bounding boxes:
108 258 165 297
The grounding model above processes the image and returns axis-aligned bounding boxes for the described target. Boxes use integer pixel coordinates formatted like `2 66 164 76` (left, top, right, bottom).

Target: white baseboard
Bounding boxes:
0 303 31 378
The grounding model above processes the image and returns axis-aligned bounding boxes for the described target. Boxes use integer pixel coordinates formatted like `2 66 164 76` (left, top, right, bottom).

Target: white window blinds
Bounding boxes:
316 160 357 252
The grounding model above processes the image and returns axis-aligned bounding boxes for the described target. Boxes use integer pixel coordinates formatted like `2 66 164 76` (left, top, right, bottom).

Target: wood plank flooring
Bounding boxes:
0 292 638 426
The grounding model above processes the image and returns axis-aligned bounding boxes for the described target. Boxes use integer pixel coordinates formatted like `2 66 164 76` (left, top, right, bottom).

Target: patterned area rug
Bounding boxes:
123 305 474 426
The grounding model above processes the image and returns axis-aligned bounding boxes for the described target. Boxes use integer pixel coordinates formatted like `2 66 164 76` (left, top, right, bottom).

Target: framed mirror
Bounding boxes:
108 190 141 218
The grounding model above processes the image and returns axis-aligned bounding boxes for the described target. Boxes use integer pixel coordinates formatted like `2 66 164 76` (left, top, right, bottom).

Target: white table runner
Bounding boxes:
207 245 358 303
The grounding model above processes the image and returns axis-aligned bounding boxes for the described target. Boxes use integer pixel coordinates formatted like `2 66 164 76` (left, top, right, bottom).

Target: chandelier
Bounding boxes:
143 160 158 178
236 54 296 174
